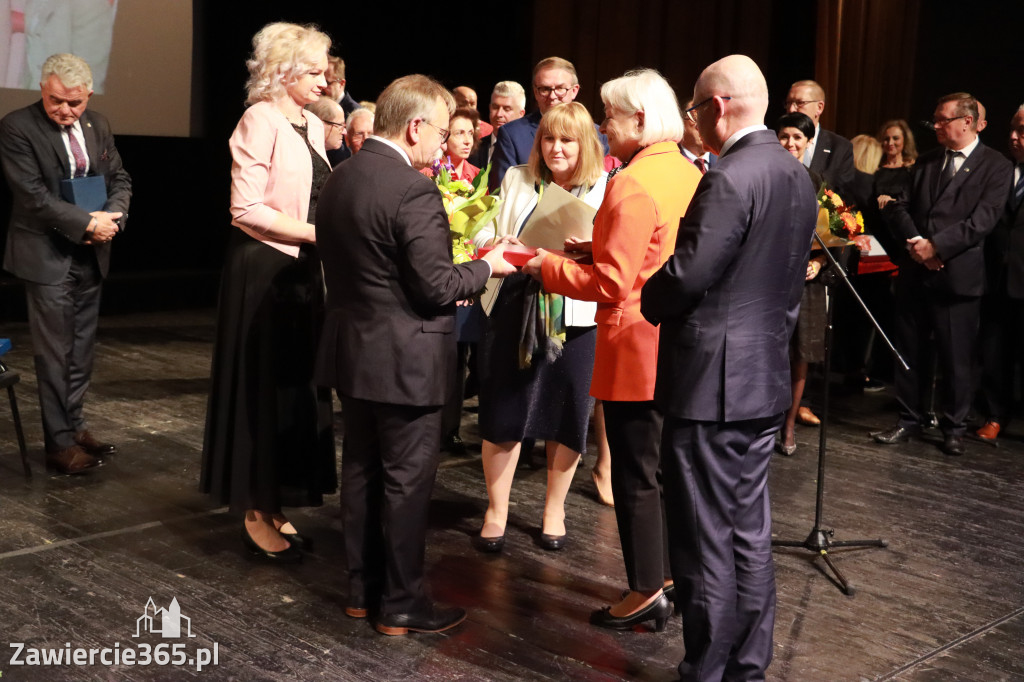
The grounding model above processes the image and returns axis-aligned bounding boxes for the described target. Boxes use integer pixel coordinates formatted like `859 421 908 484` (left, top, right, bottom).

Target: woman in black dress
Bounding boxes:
200 22 336 562
471 103 608 552
776 112 829 455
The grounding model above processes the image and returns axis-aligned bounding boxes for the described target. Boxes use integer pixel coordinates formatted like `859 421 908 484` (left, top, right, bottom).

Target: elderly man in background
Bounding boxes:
642 55 818 681
470 80 525 168
785 79 854 195
679 97 716 173
307 96 347 163
315 74 515 636
0 52 131 474
345 107 374 156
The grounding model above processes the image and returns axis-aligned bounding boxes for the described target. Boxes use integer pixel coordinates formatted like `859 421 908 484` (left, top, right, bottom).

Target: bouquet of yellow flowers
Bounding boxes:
429 159 502 264
817 185 865 241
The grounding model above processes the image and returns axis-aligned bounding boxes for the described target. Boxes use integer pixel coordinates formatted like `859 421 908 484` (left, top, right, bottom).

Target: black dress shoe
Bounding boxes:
374 604 467 636
74 430 117 457
539 533 566 551
590 593 673 632
871 424 917 444
240 527 302 563
471 533 505 553
441 434 468 456
943 434 965 456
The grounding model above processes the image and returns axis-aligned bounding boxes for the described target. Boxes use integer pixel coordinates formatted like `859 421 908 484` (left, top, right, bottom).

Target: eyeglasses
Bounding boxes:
449 128 475 140
685 96 731 123
932 115 966 127
785 99 822 109
348 130 369 141
421 120 450 143
534 85 571 97
323 120 345 130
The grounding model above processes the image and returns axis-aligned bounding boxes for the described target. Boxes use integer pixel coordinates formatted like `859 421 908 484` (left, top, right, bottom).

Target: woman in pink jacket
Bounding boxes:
200 23 336 563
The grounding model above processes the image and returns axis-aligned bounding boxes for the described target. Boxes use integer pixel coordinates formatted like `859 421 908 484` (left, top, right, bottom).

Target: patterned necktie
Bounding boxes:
937 149 960 195
693 157 707 175
64 125 87 178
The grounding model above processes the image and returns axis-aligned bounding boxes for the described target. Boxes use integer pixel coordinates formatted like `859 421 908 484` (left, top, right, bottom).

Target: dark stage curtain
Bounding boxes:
816 0 921 138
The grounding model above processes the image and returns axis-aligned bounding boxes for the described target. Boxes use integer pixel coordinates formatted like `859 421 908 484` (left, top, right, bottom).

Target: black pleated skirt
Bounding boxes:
200 229 337 513
477 273 596 454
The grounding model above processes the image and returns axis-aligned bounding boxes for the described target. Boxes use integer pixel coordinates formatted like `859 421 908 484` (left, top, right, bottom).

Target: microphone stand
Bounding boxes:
772 231 907 596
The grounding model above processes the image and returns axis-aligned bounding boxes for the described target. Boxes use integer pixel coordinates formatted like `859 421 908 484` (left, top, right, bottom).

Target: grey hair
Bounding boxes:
492 81 526 112
601 68 686 146
346 108 374 128
40 53 93 91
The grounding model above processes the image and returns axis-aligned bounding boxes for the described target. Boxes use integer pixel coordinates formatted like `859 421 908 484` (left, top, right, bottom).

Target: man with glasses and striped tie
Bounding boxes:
872 92 1011 457
0 52 131 475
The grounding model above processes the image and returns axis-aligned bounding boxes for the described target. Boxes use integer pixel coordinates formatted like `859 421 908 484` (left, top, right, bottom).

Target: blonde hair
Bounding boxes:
40 53 93 90
601 69 685 147
245 22 331 105
851 135 882 174
374 74 454 139
527 102 604 187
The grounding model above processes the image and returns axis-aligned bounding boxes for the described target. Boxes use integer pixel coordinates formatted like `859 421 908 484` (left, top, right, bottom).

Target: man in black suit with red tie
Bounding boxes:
679 97 717 173
642 55 819 681
873 93 1011 455
974 105 1024 442
1 53 130 475
314 74 514 636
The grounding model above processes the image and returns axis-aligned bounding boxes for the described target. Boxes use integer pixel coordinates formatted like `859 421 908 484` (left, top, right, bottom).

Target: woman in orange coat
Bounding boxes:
524 69 701 631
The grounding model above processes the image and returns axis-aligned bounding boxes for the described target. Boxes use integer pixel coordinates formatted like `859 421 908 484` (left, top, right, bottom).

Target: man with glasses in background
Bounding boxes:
785 79 854 195
873 93 1011 457
489 56 607 191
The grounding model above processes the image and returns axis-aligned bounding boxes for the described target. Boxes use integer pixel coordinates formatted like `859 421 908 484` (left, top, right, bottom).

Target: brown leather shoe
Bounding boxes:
796 406 821 426
46 445 100 475
74 430 117 457
975 421 1001 441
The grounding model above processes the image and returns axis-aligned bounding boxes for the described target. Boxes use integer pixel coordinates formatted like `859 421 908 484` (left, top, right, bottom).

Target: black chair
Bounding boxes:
0 338 31 478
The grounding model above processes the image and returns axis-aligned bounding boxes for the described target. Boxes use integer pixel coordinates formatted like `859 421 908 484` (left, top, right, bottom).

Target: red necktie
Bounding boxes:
65 125 87 178
693 157 707 175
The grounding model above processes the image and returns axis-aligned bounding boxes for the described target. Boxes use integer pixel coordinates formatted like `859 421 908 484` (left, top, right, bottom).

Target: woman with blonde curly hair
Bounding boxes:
201 22 336 563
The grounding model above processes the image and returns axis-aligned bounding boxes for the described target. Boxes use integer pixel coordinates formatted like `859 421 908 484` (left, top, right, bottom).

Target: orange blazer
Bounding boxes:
541 141 701 401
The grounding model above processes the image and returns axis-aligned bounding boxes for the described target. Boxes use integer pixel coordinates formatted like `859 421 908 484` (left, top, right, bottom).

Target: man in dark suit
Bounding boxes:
468 80 525 169
0 52 130 475
315 74 514 636
785 79 854 195
679 97 718 173
976 106 1024 441
641 55 818 682
488 57 592 192
873 93 1011 456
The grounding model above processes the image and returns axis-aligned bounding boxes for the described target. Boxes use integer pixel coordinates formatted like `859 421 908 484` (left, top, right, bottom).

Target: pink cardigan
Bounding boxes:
228 100 329 257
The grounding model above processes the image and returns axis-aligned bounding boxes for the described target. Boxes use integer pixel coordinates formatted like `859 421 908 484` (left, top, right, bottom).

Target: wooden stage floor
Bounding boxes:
0 310 1021 681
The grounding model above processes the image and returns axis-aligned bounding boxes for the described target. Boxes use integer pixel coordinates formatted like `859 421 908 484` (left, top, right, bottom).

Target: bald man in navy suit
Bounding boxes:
642 55 818 681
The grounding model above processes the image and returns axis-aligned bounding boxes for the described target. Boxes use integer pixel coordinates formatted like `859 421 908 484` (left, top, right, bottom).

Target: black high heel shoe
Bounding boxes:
472 530 505 553
241 526 302 563
538 533 566 551
590 593 673 632
280 530 312 552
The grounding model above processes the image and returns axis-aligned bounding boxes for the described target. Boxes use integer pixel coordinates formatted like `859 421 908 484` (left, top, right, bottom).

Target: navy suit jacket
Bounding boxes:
489 110 610 192
809 128 854 196
883 141 1011 296
985 164 1024 298
314 138 491 406
641 129 819 422
1 101 131 283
